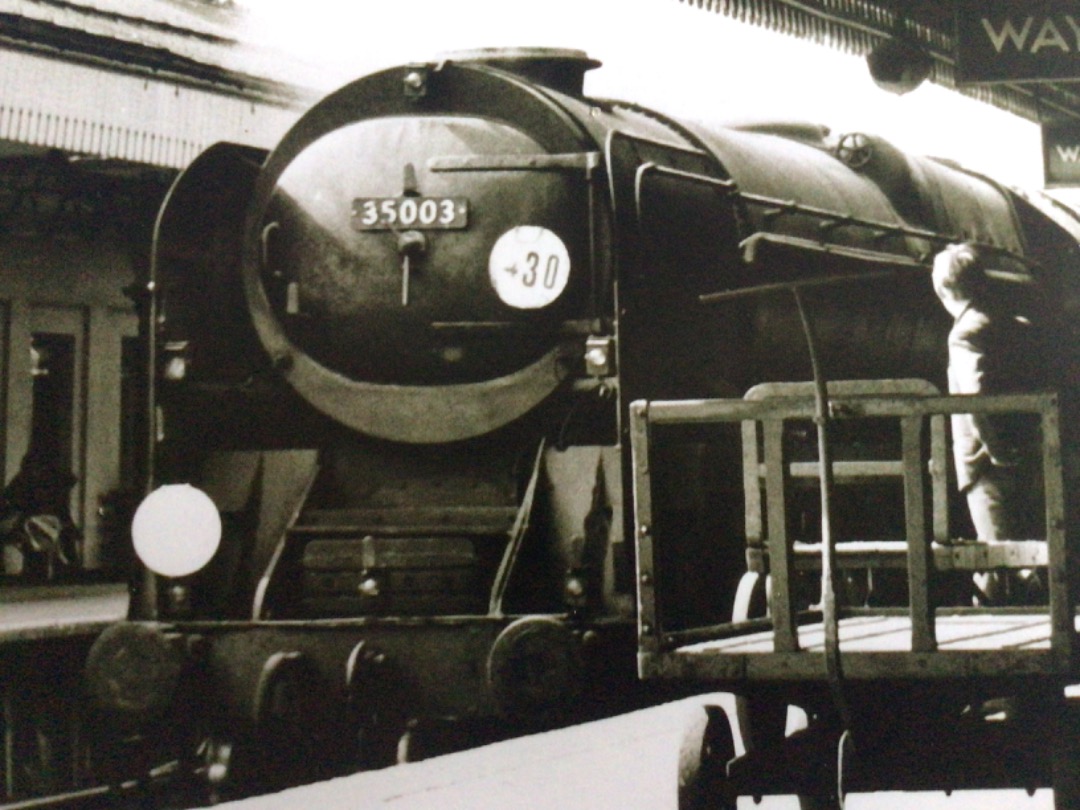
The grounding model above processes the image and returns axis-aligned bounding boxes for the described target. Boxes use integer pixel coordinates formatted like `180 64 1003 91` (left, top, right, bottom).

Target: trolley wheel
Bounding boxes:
735 689 786 753
795 727 850 810
732 573 784 760
679 703 737 810
732 571 768 622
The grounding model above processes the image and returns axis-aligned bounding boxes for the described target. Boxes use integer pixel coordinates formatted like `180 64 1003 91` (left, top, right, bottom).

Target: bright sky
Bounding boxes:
238 0 1045 189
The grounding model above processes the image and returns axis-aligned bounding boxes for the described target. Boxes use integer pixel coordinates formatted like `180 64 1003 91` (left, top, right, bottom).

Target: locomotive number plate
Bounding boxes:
351 196 468 230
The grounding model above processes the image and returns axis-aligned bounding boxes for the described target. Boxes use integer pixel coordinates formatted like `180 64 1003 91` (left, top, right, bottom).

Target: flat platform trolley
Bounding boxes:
629 383 1080 809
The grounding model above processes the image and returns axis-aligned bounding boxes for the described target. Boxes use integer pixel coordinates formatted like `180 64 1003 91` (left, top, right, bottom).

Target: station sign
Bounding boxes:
1043 121 1080 186
956 0 1080 82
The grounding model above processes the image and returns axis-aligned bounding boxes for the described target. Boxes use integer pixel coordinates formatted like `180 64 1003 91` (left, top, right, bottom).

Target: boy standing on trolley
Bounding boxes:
931 242 1048 604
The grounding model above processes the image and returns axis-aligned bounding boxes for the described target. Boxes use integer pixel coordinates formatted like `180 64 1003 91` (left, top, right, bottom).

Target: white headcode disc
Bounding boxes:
488 226 571 309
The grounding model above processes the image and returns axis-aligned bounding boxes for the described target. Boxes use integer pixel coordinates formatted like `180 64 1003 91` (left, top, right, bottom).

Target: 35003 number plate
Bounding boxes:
351 197 468 230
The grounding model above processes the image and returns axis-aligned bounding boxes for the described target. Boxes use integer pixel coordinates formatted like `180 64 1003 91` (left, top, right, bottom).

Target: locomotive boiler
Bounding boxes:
84 47 1080 802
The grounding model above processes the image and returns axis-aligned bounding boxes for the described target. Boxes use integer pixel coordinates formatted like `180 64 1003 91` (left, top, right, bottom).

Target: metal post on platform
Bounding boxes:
791 286 850 734
901 415 935 652
701 273 900 736
1040 394 1072 670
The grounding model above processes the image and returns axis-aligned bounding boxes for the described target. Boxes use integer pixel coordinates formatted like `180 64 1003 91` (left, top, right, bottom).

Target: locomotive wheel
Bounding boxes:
732 571 769 622
394 718 448 764
347 641 406 769
678 703 737 810
395 723 419 765
252 651 316 730
85 623 185 724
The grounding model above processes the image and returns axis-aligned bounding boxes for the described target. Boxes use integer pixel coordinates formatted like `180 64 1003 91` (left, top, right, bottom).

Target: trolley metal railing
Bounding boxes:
630 388 1072 684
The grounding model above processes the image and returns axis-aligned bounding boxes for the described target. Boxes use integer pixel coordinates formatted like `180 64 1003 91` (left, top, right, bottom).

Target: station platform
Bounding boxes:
0 582 128 642
209 693 1053 810
214 695 731 810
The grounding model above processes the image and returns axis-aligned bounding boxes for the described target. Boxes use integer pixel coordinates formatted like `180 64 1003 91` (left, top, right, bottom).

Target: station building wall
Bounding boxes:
0 160 172 573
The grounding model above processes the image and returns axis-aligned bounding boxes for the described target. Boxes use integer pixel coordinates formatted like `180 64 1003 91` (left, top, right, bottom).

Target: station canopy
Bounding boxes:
677 0 1080 125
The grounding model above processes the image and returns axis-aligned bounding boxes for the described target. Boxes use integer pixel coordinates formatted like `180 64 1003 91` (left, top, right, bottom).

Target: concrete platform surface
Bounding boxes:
214 694 1053 810
0 582 128 642
218 694 728 810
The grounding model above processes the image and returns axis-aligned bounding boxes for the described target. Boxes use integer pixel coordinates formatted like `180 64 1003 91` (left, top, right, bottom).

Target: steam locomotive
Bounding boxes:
84 47 1080 801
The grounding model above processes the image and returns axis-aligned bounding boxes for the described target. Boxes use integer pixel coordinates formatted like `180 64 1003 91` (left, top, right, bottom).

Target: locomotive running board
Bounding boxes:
739 231 925 273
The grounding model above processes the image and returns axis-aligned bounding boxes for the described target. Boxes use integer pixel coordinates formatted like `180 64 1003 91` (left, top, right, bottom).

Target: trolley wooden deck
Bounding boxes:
649 610 1073 681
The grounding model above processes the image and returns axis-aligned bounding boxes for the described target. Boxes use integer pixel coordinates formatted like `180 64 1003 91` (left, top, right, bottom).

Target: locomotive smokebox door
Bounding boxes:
241 53 601 445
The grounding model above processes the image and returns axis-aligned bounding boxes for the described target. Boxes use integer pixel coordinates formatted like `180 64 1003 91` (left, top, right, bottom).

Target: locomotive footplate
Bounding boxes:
86 614 647 799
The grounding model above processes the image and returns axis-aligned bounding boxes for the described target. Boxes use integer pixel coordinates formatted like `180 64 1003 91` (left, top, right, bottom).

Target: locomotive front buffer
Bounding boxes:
631 384 1080 809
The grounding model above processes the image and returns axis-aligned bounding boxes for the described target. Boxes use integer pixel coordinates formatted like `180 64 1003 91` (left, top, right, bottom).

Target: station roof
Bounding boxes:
679 0 1080 125
8 0 1080 170
0 0 319 168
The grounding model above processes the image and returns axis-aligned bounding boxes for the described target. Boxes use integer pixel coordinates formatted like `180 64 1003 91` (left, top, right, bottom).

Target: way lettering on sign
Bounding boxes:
957 1 1080 83
1055 143 1080 162
1041 120 1080 186
981 15 1080 54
